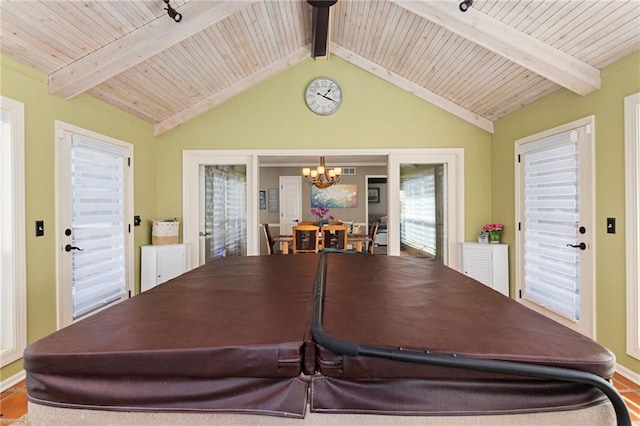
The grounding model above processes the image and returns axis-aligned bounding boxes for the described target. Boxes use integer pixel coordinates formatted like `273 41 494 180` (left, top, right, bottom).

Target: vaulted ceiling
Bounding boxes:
1 0 639 136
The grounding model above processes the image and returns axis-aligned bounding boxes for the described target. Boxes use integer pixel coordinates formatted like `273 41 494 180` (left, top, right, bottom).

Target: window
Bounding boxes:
70 136 129 320
202 165 247 260
400 164 444 260
523 134 581 321
0 96 26 367
625 93 640 360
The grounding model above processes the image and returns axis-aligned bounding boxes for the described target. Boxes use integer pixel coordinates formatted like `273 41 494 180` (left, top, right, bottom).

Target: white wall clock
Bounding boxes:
305 77 342 115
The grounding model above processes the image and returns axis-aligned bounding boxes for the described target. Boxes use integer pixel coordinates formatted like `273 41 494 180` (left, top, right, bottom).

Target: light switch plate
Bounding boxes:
607 217 615 234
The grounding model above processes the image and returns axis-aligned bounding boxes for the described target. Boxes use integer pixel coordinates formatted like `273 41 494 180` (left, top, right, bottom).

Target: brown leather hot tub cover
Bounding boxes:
25 252 617 418
24 255 319 418
311 253 616 415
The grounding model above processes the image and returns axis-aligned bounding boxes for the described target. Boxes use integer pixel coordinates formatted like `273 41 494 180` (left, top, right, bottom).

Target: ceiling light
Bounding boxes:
163 0 182 23
459 0 474 12
302 156 341 189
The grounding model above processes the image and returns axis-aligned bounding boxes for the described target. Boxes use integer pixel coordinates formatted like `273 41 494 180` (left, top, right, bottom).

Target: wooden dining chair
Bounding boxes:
321 224 348 250
367 222 380 254
297 221 317 226
262 223 276 255
292 224 320 254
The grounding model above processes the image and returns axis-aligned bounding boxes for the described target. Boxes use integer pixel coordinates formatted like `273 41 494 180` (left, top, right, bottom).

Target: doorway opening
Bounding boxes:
366 175 387 254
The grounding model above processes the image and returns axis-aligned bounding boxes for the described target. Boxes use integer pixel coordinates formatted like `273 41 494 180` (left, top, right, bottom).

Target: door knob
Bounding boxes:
566 243 586 250
65 244 84 252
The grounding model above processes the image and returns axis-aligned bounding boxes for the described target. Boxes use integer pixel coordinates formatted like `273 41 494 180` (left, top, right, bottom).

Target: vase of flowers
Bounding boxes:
483 223 503 243
311 205 334 226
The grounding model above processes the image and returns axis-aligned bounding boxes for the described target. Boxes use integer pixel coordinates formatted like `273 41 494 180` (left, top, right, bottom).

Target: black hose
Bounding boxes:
311 252 631 426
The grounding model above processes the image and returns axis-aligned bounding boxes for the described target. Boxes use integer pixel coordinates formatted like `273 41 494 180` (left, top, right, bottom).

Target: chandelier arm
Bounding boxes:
303 156 340 188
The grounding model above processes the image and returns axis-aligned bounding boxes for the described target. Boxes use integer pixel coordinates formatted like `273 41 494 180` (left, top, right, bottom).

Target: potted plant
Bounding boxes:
311 206 334 226
483 223 504 243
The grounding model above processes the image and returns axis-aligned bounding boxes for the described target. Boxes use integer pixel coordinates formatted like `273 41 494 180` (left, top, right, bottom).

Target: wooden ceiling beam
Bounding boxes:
311 6 330 58
332 45 494 133
48 0 257 100
392 0 600 95
308 0 338 59
154 46 311 136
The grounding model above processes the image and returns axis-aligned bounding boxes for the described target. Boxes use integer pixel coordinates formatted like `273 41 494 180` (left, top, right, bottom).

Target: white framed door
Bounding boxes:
56 121 134 328
279 176 302 235
388 150 464 267
183 151 257 269
515 116 595 338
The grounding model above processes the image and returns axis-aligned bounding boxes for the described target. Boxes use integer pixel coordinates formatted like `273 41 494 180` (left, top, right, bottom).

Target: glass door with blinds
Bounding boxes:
515 117 594 337
56 122 133 327
399 164 446 261
199 165 247 263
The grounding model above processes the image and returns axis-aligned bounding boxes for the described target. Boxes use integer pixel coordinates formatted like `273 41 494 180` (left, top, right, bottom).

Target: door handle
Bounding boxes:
65 244 84 252
566 243 586 250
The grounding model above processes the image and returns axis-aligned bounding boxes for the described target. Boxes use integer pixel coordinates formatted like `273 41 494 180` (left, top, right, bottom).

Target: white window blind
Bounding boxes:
400 167 436 256
523 131 580 321
71 136 127 319
205 165 247 259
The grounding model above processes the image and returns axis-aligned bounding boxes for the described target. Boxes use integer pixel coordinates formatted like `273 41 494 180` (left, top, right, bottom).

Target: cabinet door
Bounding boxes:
462 244 491 286
141 245 187 293
156 246 186 284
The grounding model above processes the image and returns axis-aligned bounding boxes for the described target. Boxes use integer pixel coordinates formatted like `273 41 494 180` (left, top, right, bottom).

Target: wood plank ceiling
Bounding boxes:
1 0 639 136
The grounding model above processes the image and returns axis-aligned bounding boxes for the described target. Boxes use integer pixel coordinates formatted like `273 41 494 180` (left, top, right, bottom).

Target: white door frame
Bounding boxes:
55 121 134 328
183 148 464 268
514 116 595 338
183 151 257 269
388 150 464 267
365 174 387 233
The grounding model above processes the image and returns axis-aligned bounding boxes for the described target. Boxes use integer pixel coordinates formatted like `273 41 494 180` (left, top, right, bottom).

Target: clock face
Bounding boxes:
305 77 342 115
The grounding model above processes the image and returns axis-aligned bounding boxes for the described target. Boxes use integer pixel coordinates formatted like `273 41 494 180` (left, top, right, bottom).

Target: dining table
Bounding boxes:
274 233 372 254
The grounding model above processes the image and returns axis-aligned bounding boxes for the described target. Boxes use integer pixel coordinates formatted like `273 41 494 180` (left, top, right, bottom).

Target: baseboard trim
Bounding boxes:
0 369 25 392
616 363 640 385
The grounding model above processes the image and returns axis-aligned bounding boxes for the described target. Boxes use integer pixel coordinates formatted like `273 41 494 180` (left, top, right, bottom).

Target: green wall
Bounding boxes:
3 47 638 383
491 52 640 373
0 56 158 380
155 56 493 240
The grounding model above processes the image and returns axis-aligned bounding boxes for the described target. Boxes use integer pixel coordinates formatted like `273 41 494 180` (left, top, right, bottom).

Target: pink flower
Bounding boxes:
483 223 503 232
311 205 331 221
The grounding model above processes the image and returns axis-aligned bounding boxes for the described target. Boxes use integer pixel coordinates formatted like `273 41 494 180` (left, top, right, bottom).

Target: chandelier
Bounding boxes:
302 156 341 189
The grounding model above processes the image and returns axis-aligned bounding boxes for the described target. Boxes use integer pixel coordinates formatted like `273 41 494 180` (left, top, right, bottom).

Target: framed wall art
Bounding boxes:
311 184 358 208
367 187 380 203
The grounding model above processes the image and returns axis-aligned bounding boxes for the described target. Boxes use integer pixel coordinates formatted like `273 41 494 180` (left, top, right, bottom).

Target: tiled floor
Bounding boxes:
0 380 27 425
1 374 639 424
613 373 640 423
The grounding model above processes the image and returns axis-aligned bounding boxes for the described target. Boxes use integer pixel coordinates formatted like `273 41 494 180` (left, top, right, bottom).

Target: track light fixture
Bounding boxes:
163 0 182 23
459 0 474 12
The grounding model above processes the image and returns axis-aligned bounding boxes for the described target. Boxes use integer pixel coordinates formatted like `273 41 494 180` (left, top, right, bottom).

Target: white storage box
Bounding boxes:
152 220 179 245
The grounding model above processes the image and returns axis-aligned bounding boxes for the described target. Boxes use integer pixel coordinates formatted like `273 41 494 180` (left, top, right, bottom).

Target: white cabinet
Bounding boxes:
141 244 188 292
458 242 509 297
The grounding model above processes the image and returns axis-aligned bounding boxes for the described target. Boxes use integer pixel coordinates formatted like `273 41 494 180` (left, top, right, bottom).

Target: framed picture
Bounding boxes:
268 188 279 212
368 187 380 203
311 184 358 208
259 190 266 210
